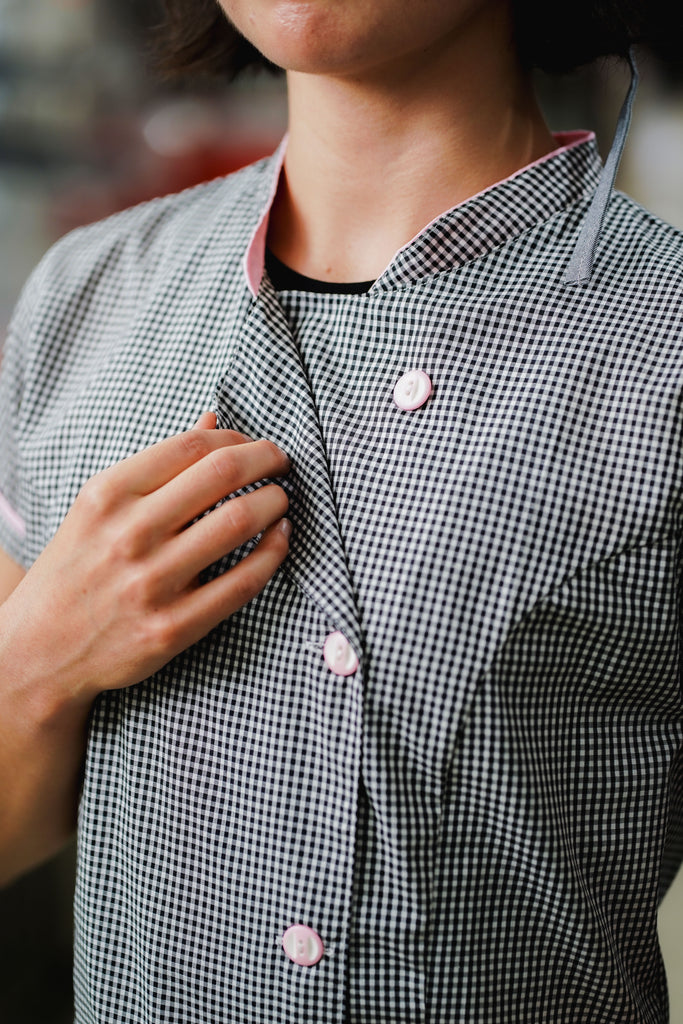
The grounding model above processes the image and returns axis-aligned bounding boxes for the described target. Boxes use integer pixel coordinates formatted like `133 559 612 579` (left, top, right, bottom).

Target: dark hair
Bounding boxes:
156 0 679 79
156 0 276 80
514 0 678 73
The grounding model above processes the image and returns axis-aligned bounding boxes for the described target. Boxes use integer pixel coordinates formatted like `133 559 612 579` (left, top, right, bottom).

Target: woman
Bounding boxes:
0 1 681 1020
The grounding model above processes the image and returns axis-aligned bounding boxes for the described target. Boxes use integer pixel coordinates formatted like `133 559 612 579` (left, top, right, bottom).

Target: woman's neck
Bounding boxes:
267 5 555 283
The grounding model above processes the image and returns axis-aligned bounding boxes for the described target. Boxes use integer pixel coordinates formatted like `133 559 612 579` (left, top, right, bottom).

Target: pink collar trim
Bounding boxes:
243 130 594 298
244 135 288 298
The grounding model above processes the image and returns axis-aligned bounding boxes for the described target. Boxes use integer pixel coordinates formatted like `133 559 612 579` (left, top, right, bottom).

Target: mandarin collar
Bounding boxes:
243 131 601 298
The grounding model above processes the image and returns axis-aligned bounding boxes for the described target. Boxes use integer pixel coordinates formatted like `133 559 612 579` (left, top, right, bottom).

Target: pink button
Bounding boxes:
393 369 433 410
323 631 359 676
282 924 324 966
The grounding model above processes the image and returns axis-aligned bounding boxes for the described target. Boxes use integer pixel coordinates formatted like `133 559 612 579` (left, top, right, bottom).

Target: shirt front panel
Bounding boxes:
270 235 683 1020
77 575 362 1024
0 138 682 1023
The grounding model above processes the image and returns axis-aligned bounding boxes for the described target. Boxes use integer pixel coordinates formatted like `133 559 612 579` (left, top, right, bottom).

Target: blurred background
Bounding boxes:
0 1 682 1021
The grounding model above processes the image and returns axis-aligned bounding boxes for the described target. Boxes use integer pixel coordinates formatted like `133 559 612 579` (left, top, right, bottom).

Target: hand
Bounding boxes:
0 413 290 714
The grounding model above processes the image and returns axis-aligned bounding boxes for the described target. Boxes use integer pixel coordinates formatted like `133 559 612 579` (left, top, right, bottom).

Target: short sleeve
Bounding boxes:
0 266 40 567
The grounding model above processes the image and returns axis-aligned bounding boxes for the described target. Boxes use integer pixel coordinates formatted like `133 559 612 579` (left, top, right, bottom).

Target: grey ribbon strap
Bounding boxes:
563 48 639 286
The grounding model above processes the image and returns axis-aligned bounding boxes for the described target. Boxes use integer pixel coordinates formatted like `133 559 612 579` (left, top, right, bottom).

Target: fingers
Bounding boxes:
102 426 252 499
165 483 290 583
194 411 217 430
9 410 294 705
144 439 291 535
171 518 292 647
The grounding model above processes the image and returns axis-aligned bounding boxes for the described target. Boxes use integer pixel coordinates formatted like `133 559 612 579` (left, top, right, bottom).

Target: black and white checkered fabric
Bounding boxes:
1 134 683 1023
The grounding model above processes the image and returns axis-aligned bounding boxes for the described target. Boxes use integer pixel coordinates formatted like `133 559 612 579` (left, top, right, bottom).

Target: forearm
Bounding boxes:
0 657 90 887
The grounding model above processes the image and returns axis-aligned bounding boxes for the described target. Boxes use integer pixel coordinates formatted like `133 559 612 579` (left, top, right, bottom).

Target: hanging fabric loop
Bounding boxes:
563 48 639 286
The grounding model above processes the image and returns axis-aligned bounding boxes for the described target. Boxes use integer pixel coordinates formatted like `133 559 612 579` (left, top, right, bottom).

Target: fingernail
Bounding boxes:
276 445 291 469
278 518 292 539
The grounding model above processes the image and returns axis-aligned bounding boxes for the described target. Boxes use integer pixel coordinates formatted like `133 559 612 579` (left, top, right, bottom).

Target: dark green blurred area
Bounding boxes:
0 845 75 1024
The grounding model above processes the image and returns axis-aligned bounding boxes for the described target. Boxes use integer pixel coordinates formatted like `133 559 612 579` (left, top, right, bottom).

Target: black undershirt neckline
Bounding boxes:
265 248 374 295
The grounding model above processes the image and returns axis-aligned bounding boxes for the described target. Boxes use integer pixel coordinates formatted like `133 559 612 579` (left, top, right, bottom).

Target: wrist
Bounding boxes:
0 606 94 734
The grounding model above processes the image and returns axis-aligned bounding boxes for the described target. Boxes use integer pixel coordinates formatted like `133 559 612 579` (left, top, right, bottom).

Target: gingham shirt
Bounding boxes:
1 131 683 1024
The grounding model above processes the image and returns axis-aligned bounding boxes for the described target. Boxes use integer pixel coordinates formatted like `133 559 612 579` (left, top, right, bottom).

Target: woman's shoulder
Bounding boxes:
26 155 274 302
606 191 683 283
4 155 276 396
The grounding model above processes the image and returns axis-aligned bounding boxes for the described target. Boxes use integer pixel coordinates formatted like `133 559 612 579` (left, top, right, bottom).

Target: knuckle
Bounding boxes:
222 498 252 538
178 429 213 464
108 509 154 564
207 449 239 493
230 569 261 609
107 527 139 565
142 612 178 657
77 472 117 519
122 564 156 610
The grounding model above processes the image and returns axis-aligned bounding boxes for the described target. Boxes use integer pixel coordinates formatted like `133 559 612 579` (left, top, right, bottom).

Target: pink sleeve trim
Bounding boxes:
0 490 26 538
